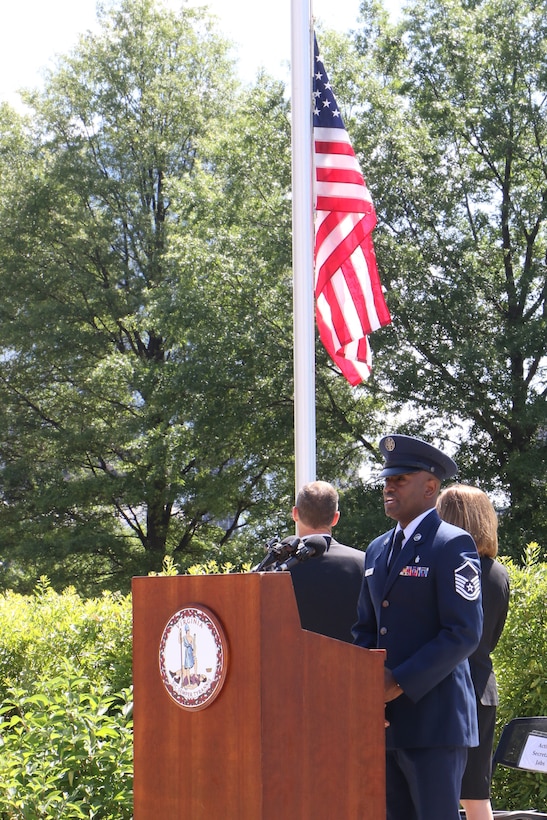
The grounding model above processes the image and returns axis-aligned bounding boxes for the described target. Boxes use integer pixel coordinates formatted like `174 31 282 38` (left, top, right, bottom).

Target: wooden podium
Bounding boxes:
132 572 386 819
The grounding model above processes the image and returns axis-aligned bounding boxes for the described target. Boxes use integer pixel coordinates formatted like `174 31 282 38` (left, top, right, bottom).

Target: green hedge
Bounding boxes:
1 550 546 817
0 677 133 819
0 578 132 819
492 544 547 812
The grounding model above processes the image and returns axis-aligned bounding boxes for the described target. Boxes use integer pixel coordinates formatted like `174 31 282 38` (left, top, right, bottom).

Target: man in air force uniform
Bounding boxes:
352 434 483 820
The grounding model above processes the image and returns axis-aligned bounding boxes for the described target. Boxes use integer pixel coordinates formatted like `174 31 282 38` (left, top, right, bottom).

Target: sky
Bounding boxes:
0 0 399 110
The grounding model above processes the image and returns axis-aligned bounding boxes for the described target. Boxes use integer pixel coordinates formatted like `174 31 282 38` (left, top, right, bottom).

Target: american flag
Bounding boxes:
313 35 391 385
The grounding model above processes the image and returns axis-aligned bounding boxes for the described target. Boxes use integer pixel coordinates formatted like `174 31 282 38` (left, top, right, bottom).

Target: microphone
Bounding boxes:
251 535 302 572
274 535 328 572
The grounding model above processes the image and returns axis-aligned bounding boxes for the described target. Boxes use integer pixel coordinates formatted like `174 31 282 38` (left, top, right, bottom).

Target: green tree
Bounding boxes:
2 2 289 581
0 0 387 592
334 0 547 556
0 0 294 590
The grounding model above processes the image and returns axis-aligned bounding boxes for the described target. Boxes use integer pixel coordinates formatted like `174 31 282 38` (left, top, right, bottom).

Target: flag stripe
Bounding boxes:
315 140 355 156
315 195 373 213
316 167 366 186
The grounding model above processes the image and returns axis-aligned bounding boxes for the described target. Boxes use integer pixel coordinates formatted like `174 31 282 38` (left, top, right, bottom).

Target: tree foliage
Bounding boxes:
344 0 547 556
0 0 292 589
0 0 383 593
0 0 545 591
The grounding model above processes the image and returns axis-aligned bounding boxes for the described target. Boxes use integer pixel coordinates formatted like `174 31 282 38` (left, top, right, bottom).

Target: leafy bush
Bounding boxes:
492 544 547 812
0 671 133 819
0 578 132 702
0 580 133 819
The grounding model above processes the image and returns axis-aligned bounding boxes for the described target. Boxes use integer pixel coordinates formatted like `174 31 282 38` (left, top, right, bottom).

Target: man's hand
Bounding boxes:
384 667 404 702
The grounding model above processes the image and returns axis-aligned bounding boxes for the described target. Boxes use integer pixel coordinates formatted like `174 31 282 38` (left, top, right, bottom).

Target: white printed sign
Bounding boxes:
518 733 547 772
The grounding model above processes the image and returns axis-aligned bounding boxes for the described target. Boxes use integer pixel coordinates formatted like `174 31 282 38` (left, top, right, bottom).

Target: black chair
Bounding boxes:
489 717 547 819
492 716 547 775
461 718 547 818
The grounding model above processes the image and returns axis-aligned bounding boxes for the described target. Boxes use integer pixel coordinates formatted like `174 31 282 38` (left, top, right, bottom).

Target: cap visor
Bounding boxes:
378 466 423 478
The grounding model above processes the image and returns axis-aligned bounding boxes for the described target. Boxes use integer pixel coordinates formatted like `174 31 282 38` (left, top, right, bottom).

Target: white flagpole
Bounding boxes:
291 0 316 496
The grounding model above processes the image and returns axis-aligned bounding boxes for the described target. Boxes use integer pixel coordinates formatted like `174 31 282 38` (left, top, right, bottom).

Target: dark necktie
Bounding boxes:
388 530 405 569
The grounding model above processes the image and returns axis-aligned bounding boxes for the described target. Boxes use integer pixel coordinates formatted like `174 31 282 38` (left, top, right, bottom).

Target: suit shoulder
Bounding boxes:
330 541 365 557
481 556 510 585
327 542 366 569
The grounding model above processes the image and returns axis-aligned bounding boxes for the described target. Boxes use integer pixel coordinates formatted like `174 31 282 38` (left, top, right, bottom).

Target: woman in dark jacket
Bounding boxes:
437 484 510 820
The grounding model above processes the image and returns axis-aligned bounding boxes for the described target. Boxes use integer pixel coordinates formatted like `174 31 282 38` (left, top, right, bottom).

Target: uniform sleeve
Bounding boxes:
393 532 483 703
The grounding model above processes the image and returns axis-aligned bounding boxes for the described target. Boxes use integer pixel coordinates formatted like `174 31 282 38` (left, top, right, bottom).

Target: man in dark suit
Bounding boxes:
352 435 483 820
288 480 365 644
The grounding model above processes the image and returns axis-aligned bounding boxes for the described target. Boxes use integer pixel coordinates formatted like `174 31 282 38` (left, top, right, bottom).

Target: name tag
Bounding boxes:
365 567 374 577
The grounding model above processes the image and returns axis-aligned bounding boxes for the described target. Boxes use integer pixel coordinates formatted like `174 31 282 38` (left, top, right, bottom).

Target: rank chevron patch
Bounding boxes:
454 560 481 601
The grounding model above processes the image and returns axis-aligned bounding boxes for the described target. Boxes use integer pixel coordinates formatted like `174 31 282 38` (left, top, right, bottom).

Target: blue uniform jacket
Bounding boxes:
352 510 483 750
